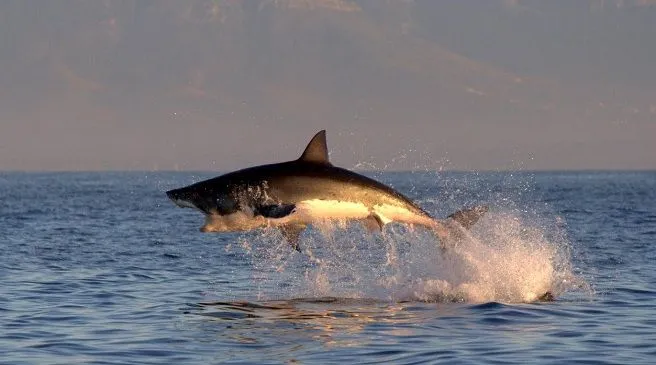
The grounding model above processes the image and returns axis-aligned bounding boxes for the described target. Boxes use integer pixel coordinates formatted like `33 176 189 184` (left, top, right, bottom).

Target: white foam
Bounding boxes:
399 212 569 303
234 208 588 304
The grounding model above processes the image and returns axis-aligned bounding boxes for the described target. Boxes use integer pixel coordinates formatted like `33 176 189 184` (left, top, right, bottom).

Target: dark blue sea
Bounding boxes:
1 171 655 364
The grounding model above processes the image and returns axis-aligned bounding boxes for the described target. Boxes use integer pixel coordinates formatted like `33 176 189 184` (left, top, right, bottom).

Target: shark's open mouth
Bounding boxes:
171 198 197 209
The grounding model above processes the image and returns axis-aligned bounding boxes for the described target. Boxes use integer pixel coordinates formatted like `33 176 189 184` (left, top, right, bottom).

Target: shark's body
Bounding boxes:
166 130 487 249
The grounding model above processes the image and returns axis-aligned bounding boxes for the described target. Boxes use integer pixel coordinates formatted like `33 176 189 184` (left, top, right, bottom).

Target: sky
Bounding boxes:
0 0 654 171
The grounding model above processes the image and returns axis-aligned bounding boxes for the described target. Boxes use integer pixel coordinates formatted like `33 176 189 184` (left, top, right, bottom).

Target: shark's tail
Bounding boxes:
447 205 489 229
430 205 489 249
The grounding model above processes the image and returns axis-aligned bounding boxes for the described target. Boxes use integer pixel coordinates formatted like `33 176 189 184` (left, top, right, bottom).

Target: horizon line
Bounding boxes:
1 168 655 174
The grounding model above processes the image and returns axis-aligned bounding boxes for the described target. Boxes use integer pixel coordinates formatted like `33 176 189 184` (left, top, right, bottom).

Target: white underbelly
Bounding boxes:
291 199 371 222
282 199 430 227
200 199 432 232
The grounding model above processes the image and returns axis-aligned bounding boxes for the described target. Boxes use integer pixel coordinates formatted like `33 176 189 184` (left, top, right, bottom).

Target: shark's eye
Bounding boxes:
216 196 239 215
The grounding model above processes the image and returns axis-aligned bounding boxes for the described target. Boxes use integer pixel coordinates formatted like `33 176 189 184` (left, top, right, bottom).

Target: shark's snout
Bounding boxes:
166 188 199 209
166 188 184 203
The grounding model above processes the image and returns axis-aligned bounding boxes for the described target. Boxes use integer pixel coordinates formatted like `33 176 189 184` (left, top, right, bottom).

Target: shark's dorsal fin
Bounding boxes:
298 130 331 165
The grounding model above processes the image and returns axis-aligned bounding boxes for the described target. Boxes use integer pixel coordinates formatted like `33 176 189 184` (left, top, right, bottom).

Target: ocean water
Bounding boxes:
1 170 655 364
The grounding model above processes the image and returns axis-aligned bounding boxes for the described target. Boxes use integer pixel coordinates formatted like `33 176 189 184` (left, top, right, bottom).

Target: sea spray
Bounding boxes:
235 207 587 303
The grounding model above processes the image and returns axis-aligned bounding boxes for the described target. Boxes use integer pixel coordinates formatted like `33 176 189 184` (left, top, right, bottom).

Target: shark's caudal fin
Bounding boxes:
431 205 489 248
448 205 489 229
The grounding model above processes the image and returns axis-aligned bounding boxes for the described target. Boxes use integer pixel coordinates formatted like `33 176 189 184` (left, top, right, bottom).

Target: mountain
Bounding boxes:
0 0 653 170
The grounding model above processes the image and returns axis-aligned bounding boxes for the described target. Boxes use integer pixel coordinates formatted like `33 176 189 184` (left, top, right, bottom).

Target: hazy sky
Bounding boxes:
0 0 654 171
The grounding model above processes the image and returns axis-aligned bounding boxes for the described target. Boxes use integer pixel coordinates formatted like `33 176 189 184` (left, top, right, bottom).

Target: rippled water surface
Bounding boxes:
1 171 655 364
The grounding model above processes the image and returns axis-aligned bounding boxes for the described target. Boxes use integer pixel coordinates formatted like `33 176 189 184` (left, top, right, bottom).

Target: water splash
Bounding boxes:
398 211 582 303
234 206 588 304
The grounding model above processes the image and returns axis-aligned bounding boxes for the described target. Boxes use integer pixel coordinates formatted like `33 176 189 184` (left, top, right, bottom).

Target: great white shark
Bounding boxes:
166 130 488 251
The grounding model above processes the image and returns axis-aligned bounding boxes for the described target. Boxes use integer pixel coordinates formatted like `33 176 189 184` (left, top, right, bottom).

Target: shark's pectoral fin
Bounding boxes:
256 203 296 219
361 214 385 233
279 224 306 252
448 205 489 229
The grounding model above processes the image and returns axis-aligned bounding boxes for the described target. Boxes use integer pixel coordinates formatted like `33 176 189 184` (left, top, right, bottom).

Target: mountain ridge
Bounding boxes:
0 0 653 170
